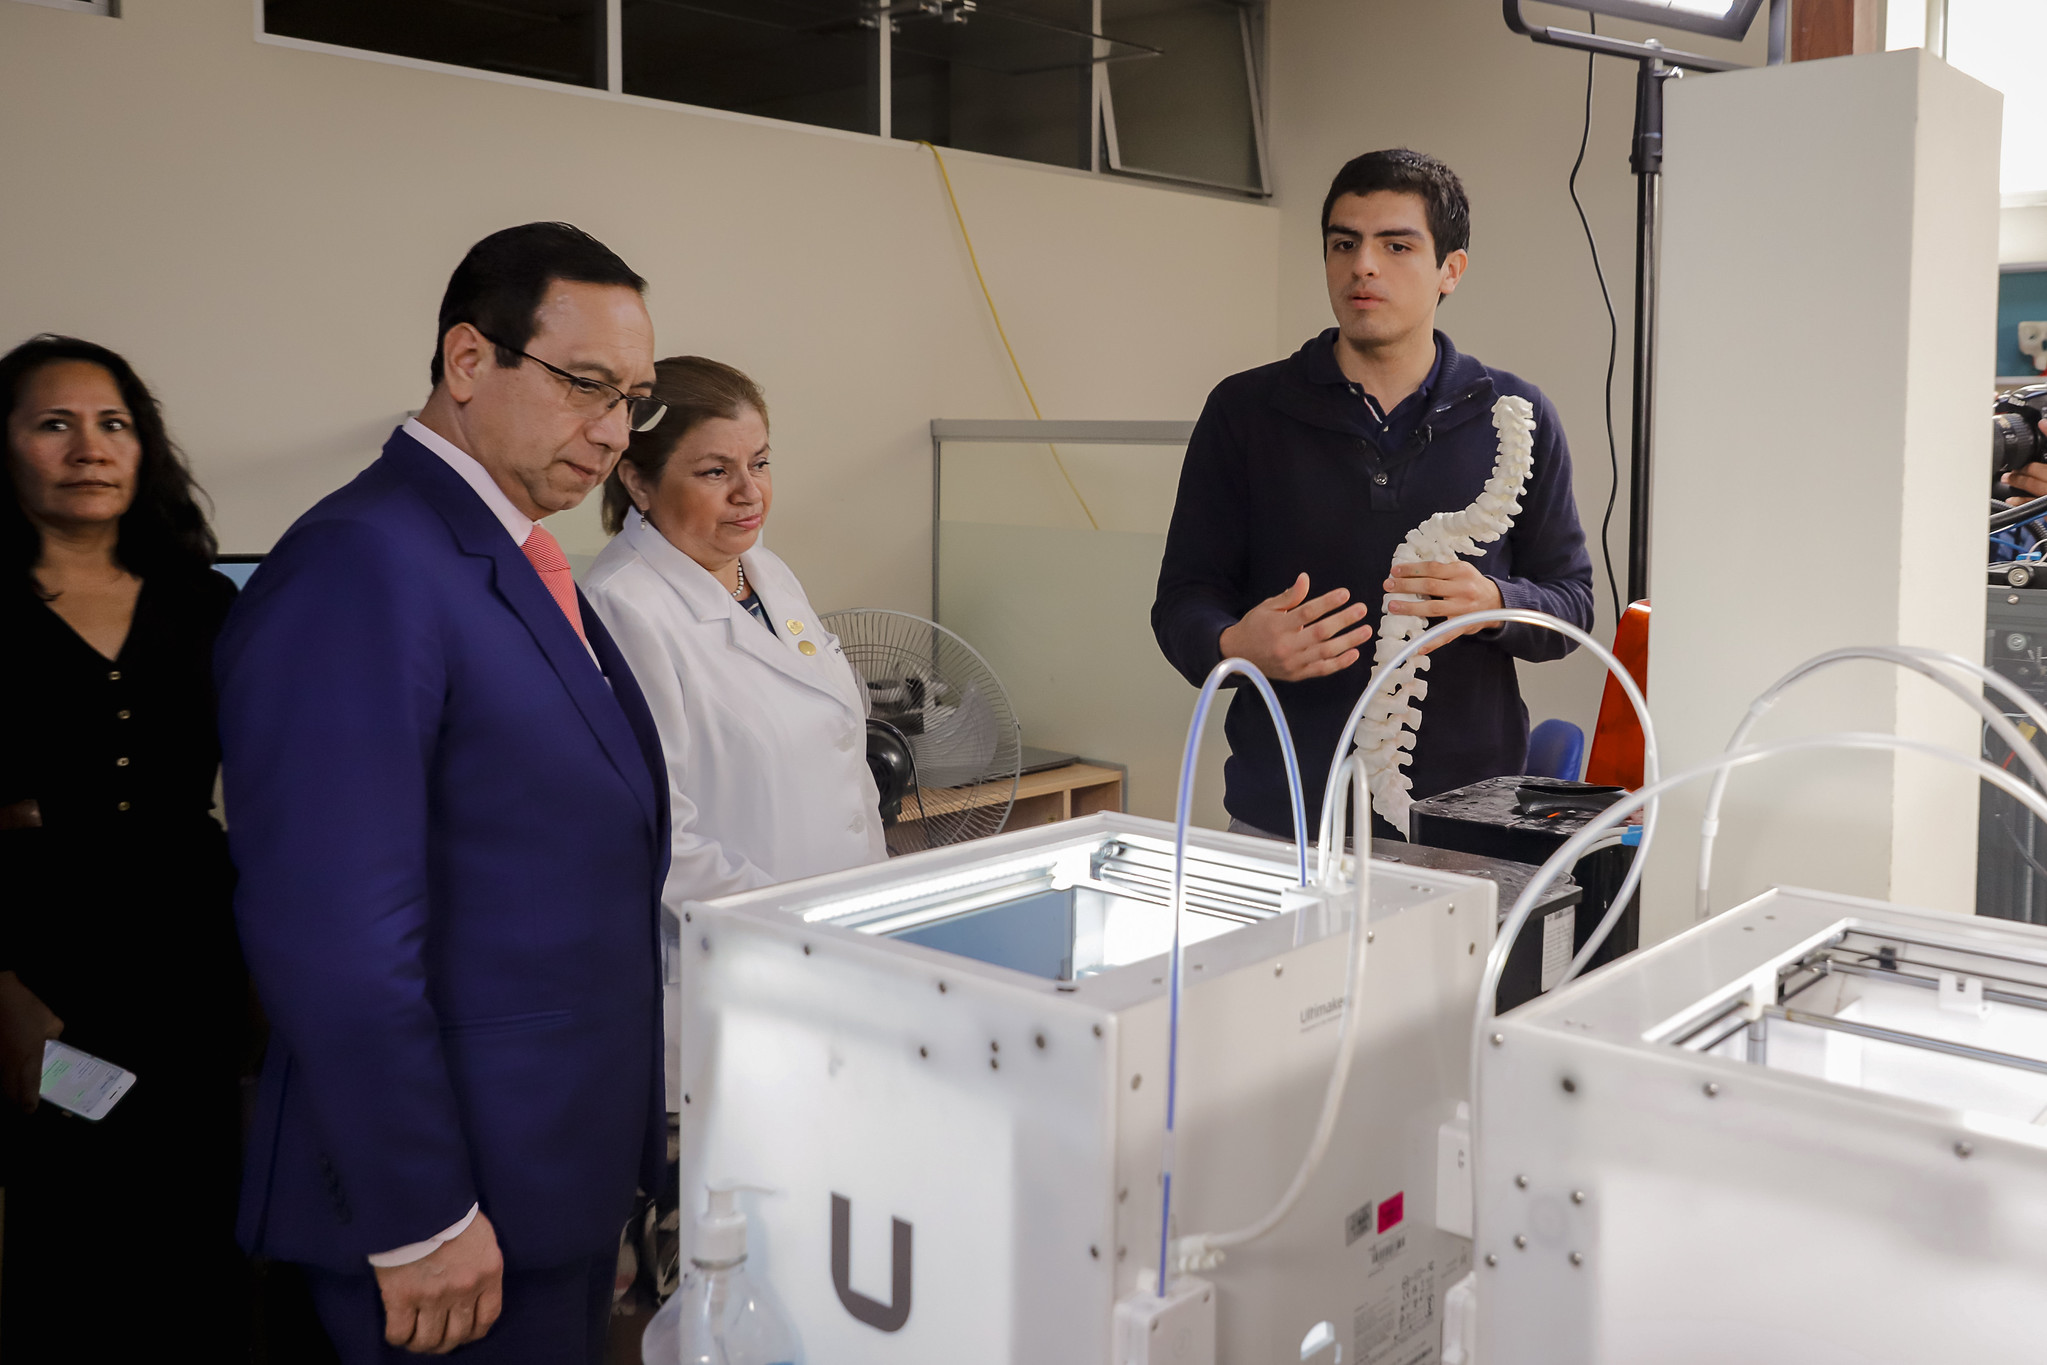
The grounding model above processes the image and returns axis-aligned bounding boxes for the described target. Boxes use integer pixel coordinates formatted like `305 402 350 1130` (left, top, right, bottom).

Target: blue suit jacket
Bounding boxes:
218 429 669 1271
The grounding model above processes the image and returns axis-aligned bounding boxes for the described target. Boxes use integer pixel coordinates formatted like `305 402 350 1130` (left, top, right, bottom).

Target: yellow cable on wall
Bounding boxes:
920 141 1101 532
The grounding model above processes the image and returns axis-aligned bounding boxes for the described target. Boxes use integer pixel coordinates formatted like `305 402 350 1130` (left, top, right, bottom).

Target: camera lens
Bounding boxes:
1995 411 2043 476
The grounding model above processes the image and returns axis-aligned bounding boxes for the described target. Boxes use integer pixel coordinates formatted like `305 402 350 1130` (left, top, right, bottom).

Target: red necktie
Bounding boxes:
520 524 588 646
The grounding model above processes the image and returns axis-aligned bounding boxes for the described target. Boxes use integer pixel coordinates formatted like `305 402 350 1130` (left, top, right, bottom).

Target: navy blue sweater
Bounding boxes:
1151 331 1595 837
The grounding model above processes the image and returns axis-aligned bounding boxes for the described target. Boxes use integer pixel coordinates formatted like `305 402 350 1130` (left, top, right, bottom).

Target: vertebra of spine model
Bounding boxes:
1358 394 1537 836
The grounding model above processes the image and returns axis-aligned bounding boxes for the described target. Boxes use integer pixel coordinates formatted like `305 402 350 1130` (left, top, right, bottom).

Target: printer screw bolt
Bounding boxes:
1513 1235 1528 1250
1571 1190 1585 1204
1704 1082 1720 1098
1484 1253 1498 1267
1514 1175 1528 1189
1570 1252 1584 1267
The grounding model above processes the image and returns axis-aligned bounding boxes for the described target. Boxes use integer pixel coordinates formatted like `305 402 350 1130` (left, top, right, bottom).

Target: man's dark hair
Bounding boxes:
1320 149 1471 263
1 334 217 592
431 222 647 386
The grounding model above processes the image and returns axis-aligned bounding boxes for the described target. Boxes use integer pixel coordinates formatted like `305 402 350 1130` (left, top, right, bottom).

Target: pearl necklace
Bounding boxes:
731 560 747 601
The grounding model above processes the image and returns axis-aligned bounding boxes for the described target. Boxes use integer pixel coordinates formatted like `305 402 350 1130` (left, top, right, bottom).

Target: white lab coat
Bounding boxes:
584 512 886 1104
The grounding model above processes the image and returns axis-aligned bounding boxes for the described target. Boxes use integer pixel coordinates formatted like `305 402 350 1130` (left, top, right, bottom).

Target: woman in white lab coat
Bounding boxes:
586 355 885 904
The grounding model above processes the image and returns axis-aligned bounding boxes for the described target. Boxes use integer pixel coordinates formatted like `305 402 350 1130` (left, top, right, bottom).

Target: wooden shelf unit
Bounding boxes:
896 761 1125 840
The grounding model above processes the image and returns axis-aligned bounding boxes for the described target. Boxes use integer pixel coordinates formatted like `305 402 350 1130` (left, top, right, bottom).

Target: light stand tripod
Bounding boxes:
1502 0 1783 602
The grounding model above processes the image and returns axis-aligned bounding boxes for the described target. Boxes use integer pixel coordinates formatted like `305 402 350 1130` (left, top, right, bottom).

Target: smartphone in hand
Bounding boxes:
40 1040 135 1120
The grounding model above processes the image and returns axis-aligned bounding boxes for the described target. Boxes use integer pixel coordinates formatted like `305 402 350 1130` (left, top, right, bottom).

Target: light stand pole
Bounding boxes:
1625 57 1674 604
1502 0 1776 604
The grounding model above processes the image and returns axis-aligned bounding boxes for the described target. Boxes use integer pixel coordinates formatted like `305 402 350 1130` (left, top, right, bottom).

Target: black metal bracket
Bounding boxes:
1502 0 1756 65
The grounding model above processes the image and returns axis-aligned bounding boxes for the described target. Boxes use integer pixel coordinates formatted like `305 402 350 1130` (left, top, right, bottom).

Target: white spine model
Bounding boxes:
1357 394 1537 836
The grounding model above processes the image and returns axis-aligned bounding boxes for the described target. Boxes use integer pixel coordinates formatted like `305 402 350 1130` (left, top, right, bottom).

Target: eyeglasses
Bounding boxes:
477 331 668 433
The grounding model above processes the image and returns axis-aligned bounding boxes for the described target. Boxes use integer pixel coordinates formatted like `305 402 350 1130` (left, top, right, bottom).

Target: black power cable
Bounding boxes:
1568 13 1624 626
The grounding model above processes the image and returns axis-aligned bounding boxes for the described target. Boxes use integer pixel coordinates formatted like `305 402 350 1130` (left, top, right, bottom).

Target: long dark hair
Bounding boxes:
1 335 217 589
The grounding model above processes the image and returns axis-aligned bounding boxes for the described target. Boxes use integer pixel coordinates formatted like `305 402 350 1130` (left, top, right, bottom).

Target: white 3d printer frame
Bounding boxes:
676 813 1493 1364
1478 886 2047 1364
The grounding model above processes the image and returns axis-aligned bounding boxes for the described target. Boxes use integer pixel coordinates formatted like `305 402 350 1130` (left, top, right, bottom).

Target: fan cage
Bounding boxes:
820 608 1024 854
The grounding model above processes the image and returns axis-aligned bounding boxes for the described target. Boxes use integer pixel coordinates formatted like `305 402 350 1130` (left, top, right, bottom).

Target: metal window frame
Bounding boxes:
10 0 117 14
249 0 1269 195
1098 0 1270 197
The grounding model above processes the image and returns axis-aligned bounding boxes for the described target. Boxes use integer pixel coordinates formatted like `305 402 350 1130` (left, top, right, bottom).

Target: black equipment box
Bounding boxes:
1407 775 1641 993
1368 837 1582 1014
1981 585 2047 924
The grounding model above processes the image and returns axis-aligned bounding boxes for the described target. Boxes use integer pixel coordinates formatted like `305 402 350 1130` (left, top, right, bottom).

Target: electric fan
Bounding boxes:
819 609 1023 855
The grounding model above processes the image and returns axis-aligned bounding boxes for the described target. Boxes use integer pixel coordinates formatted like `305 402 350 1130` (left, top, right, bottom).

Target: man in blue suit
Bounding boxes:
218 223 671 1361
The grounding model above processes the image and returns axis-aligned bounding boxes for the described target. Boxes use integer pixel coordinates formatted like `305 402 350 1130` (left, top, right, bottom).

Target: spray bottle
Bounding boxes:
642 1182 803 1365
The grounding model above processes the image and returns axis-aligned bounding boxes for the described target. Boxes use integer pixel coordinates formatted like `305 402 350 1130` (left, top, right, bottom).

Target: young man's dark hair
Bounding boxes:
429 221 647 385
1319 148 1471 264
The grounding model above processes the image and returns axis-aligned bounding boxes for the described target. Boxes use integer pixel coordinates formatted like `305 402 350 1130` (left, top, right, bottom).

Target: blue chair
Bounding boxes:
1527 719 1586 781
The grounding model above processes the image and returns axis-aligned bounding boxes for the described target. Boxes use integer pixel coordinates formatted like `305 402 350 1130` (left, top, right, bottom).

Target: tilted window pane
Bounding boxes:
265 0 605 89
622 0 878 136
1103 0 1263 193
894 1 1140 171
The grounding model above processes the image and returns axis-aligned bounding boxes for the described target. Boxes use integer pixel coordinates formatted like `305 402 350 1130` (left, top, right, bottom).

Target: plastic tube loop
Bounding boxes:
1171 754 1372 1275
1155 658 1308 1296
1469 729 2047 1273
1316 608 1660 989
1695 646 2047 922
1166 611 1656 1276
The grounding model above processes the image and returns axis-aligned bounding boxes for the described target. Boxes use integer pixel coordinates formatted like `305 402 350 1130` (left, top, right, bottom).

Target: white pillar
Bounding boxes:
1641 48 2000 943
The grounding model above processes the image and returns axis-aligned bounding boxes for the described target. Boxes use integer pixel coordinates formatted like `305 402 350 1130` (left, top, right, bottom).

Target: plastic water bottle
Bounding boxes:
643 1184 803 1365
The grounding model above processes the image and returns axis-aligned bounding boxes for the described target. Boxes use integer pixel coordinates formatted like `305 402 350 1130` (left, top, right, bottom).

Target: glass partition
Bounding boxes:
931 419 1230 826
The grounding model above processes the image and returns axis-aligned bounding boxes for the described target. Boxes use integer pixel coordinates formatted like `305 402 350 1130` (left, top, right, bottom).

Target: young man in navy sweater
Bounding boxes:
1152 149 1594 840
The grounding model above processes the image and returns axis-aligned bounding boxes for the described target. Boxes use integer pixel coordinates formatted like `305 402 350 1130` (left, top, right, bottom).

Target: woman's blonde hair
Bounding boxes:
601 355 768 535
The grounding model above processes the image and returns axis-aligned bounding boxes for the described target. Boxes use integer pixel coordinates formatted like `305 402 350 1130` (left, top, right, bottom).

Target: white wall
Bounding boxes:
1266 0 1766 749
0 0 1278 622
1642 49 1999 942
2005 203 2047 265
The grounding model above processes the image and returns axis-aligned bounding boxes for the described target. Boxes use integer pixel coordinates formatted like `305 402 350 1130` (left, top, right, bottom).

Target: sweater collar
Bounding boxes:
1277 329 1494 439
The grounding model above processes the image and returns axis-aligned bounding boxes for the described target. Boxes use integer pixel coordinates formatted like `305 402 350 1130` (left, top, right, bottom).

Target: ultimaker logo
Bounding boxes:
1301 996 1346 1032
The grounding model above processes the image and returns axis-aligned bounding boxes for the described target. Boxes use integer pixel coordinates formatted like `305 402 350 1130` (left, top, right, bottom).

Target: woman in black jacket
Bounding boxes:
0 335 248 1355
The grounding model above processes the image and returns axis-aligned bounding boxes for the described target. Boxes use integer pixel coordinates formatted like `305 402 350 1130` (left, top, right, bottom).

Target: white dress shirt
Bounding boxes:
404 417 600 668
405 417 532 544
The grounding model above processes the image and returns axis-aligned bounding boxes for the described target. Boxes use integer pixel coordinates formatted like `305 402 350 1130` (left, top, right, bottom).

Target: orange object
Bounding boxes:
1584 600 1650 789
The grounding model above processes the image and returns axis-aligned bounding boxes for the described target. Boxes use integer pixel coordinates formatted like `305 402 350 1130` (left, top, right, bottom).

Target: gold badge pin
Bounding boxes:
798 640 818 657
786 620 805 634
